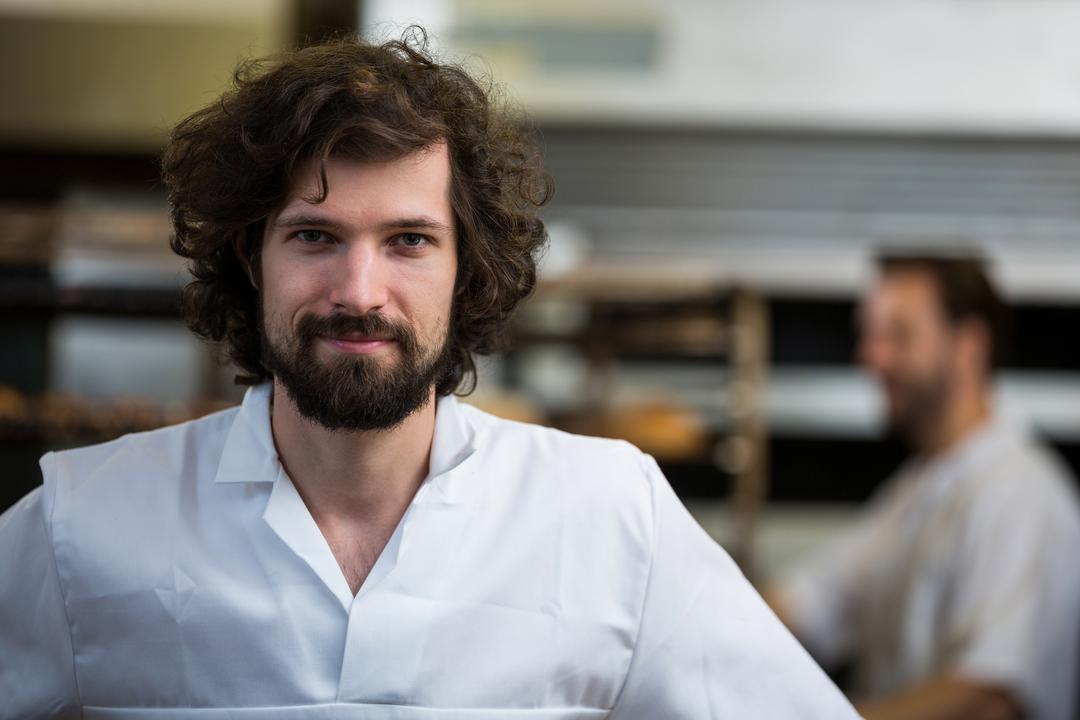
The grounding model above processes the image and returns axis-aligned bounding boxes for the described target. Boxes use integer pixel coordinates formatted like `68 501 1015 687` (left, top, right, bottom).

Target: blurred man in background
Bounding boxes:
768 255 1080 720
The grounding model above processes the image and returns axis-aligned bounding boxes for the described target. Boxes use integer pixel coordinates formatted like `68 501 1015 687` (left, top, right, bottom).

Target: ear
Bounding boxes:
956 318 991 375
233 231 258 289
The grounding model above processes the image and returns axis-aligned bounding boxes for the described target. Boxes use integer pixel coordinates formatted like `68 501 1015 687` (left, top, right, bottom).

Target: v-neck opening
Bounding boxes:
256 393 482 612
263 466 355 611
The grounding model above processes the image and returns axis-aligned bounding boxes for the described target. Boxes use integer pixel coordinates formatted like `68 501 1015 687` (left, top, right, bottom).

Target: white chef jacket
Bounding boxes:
781 419 1080 720
1 382 858 719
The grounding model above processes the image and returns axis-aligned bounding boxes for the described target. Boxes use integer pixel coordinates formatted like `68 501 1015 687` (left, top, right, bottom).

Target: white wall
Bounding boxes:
366 0 1080 136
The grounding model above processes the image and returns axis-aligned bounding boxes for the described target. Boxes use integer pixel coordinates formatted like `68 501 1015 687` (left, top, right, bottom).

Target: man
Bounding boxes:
0 34 858 718
768 255 1080 720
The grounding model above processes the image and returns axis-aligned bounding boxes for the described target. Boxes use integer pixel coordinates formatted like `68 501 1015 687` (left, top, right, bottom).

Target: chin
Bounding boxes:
884 418 920 449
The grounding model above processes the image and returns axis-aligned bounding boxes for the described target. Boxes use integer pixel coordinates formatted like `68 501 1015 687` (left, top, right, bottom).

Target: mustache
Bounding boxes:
296 312 417 351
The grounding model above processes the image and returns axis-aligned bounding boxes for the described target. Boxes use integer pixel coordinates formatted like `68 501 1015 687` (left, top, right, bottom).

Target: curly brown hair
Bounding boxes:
162 29 552 395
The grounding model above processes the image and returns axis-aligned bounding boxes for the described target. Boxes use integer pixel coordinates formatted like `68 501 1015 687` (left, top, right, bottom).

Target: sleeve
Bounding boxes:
943 469 1080 720
0 454 81 720
608 454 860 719
776 472 910 669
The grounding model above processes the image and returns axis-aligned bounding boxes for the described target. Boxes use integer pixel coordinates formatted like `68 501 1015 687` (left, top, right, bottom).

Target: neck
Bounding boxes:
269 379 438 525
915 379 992 459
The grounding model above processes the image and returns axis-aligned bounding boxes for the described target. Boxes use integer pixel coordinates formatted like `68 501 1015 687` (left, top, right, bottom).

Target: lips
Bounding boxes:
328 333 393 343
298 312 412 357
320 334 395 355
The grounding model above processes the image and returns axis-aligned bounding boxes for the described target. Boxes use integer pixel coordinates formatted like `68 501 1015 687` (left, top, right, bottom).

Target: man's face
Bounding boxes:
857 270 957 442
256 144 458 431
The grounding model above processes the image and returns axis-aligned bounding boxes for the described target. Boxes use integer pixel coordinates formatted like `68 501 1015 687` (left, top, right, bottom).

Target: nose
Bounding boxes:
328 242 390 315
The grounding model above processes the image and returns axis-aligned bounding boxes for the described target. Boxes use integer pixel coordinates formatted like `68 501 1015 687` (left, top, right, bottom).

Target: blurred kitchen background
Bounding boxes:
2 0 1079 583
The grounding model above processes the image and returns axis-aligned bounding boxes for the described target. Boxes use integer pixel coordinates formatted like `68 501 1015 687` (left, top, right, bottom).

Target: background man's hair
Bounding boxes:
877 252 1011 370
162 27 552 395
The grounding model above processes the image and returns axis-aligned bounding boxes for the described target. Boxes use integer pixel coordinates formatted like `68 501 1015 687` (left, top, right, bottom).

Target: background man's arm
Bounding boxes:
761 502 886 671
857 676 1021 720
761 586 797 637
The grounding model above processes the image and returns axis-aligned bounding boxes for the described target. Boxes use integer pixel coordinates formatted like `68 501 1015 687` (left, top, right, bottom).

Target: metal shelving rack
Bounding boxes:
511 269 771 577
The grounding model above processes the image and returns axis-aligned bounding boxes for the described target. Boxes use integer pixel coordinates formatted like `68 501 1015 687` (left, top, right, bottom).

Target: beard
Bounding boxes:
883 364 951 448
260 308 452 432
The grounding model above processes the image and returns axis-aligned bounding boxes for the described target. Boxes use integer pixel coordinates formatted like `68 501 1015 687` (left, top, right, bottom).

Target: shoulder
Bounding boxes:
963 427 1080 540
33 406 245 599
461 401 647 457
983 430 1077 507
461 402 659 490
458 402 663 540
40 405 241 520
453 405 683 637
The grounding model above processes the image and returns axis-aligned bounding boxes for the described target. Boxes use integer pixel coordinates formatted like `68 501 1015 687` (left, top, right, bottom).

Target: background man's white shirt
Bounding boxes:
782 419 1080 720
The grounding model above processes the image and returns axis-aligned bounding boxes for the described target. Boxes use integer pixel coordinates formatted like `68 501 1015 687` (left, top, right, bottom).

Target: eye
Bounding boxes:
392 233 430 250
294 229 331 244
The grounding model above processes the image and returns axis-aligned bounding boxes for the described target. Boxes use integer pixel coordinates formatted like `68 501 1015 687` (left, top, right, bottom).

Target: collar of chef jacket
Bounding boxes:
212 382 483 611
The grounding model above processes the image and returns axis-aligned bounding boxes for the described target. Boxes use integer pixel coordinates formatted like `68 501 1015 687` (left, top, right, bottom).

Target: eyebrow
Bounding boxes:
271 212 453 235
271 213 346 231
380 217 454 234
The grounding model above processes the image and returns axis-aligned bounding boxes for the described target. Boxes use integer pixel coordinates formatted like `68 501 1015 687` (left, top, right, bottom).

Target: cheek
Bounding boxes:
438 267 458 317
260 256 327 319
891 346 928 380
911 326 951 366
399 257 456 322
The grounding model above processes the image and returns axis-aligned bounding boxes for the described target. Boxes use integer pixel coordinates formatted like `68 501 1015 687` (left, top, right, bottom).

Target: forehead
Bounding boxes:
861 268 945 323
275 143 454 224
